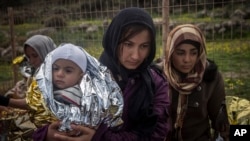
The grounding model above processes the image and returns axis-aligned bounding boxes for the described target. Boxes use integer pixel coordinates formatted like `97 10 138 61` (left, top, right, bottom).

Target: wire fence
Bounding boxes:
0 0 249 100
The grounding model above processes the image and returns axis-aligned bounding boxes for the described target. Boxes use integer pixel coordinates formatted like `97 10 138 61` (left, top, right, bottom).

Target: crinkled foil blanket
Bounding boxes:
35 48 124 131
0 109 35 140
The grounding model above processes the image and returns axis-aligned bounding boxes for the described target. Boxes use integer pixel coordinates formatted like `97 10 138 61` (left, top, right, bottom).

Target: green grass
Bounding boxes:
206 41 250 99
0 64 13 81
207 41 250 71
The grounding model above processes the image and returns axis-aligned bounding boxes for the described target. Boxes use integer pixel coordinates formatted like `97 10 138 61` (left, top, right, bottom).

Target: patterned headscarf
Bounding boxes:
164 24 207 130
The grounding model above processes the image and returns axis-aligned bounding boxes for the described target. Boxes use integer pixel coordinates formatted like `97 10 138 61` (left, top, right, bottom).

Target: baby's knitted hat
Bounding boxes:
52 43 87 72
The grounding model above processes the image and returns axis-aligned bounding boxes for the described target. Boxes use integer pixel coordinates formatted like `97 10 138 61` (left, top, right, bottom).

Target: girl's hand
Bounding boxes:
0 106 13 118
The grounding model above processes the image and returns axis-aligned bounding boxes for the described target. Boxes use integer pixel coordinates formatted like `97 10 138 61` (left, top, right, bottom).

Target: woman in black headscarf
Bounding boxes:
42 7 170 141
96 7 170 140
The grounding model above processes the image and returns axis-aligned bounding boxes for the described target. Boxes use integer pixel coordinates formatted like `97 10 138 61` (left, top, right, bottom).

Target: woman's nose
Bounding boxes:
183 54 191 62
131 48 140 60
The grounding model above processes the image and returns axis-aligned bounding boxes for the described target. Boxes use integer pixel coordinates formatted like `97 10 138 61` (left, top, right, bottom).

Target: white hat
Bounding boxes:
51 43 87 72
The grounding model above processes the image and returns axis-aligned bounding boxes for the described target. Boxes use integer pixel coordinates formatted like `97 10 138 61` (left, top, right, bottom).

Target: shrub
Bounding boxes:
44 15 67 29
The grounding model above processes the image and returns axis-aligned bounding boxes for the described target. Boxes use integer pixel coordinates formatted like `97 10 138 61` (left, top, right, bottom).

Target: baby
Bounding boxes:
35 43 124 131
51 44 87 106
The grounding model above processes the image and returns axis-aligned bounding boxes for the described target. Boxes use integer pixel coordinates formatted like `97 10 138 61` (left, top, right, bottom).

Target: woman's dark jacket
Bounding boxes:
170 60 229 141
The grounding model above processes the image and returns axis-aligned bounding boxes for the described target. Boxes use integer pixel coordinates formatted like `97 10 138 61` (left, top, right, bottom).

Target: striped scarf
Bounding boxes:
54 85 82 106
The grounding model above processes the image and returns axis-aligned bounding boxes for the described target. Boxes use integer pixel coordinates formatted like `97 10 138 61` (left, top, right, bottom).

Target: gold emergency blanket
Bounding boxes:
0 108 36 140
226 96 250 125
26 79 57 127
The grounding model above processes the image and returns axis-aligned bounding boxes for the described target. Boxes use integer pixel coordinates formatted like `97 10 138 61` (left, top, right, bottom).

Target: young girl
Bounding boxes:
0 34 56 140
0 34 56 109
164 24 229 141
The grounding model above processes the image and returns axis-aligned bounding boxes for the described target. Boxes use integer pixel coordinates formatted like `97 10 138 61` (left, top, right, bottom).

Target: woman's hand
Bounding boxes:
46 121 67 141
46 121 96 141
54 124 96 141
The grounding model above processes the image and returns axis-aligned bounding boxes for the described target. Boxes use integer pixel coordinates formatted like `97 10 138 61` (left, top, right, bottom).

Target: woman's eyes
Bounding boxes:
123 42 132 47
141 44 150 48
123 42 149 49
191 51 198 55
175 51 198 56
175 51 184 55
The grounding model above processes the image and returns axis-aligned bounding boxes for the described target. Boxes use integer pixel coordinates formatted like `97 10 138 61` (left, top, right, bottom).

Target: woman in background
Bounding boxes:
164 24 229 141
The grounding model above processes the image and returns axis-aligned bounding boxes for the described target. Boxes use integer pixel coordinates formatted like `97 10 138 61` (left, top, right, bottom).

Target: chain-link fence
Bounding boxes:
0 0 249 100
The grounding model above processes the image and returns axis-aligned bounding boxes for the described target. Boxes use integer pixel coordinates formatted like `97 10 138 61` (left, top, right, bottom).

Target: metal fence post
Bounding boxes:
8 7 18 85
162 0 169 56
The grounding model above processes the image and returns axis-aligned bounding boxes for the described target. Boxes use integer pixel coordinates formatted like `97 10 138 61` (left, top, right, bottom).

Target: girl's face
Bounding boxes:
25 46 42 69
52 59 83 89
172 43 199 74
118 30 150 69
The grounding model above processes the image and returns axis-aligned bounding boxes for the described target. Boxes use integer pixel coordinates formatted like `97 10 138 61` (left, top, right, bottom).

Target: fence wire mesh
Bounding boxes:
0 0 249 100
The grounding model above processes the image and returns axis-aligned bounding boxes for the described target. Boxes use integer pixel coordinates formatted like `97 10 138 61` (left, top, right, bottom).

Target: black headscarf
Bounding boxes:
99 7 157 136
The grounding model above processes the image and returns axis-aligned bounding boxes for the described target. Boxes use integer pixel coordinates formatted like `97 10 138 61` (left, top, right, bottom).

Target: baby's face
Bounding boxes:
52 59 83 89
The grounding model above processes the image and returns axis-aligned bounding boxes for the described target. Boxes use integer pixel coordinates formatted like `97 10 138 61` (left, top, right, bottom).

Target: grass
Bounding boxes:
206 41 250 99
206 41 250 71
